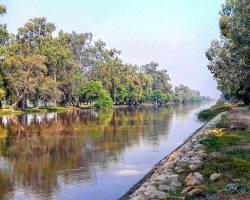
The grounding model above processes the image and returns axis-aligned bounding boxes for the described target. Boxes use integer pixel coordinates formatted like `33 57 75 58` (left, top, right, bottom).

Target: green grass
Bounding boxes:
24 107 69 114
0 109 23 116
198 104 232 122
0 106 69 116
201 130 250 152
199 129 250 195
201 134 242 152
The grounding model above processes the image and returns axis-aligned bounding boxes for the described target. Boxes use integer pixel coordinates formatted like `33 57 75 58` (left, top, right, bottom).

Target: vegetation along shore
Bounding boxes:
0 5 210 112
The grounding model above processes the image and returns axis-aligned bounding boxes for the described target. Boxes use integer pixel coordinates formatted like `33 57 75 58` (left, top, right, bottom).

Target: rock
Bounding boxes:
182 143 192 152
181 186 193 194
174 166 185 173
131 194 146 200
144 190 168 199
187 188 203 196
190 155 203 161
145 185 157 191
188 159 203 168
171 181 182 187
185 172 204 186
226 183 246 193
153 173 179 184
193 144 204 151
180 156 190 162
167 174 180 183
159 185 177 192
182 185 206 195
163 161 175 168
210 173 221 182
188 164 199 171
186 150 195 156
153 174 168 183
196 150 208 159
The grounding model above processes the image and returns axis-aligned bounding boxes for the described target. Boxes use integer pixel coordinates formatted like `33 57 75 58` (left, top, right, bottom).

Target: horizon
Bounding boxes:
2 0 223 98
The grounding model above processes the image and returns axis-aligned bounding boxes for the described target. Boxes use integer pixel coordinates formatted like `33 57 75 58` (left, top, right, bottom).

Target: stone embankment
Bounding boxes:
121 112 226 200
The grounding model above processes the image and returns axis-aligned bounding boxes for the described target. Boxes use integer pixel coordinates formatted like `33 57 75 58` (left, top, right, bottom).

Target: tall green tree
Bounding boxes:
207 0 250 104
0 4 8 45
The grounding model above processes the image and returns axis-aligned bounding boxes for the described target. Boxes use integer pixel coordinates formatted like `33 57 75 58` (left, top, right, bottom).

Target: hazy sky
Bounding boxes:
2 0 224 98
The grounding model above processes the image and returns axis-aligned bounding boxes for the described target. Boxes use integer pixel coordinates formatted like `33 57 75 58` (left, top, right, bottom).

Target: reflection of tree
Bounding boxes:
0 170 14 200
0 105 199 199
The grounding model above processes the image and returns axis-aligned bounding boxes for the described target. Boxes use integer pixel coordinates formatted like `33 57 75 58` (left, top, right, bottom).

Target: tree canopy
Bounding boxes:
207 0 250 104
0 5 208 109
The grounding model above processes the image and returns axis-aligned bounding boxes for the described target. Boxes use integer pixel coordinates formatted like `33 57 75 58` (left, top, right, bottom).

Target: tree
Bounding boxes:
207 0 250 104
0 4 8 45
150 90 164 104
2 54 46 109
174 84 204 103
115 85 128 104
141 62 172 93
80 81 102 104
17 17 55 49
0 13 208 110
95 89 113 108
38 77 61 106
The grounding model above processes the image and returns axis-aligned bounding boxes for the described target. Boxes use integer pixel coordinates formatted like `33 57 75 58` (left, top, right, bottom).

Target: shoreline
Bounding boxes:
119 111 225 200
0 101 210 116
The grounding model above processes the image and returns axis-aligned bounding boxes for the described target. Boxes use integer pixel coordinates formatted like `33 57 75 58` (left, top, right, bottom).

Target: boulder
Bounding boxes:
144 190 168 199
209 173 221 182
187 188 203 196
185 172 204 186
131 194 146 200
159 185 177 192
188 164 199 171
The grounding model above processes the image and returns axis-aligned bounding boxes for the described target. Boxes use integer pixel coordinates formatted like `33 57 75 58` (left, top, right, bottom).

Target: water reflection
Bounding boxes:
0 103 208 200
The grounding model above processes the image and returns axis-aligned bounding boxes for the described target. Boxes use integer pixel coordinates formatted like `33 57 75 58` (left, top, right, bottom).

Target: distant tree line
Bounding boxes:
0 5 209 109
207 0 250 104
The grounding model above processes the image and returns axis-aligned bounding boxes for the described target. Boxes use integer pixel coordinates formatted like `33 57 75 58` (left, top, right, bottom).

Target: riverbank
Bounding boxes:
0 101 211 116
121 105 250 200
0 107 69 116
0 105 94 116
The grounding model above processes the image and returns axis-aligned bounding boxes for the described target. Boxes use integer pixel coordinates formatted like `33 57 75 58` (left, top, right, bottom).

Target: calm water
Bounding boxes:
0 103 212 200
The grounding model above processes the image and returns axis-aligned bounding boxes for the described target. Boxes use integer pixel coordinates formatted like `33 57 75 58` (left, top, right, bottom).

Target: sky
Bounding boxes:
1 0 224 98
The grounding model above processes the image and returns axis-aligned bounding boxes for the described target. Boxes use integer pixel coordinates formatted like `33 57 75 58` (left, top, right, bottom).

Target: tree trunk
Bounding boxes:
243 96 250 105
18 99 27 110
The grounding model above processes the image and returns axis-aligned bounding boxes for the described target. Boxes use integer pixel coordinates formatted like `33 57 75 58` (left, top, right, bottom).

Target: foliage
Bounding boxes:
198 104 232 122
81 81 102 104
95 89 113 109
207 0 250 104
0 5 209 110
0 4 8 45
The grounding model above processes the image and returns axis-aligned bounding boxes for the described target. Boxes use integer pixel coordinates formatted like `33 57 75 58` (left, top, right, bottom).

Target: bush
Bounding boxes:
95 89 113 109
198 104 232 122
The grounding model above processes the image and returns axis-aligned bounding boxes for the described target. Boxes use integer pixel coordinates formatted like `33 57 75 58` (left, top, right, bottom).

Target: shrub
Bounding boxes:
198 104 232 122
95 89 113 109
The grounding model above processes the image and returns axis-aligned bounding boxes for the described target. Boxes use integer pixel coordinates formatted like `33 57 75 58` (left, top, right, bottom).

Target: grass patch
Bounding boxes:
199 129 250 195
0 107 69 116
201 134 242 152
198 104 232 122
23 107 68 114
201 130 250 152
0 109 23 116
216 115 230 128
226 149 250 161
